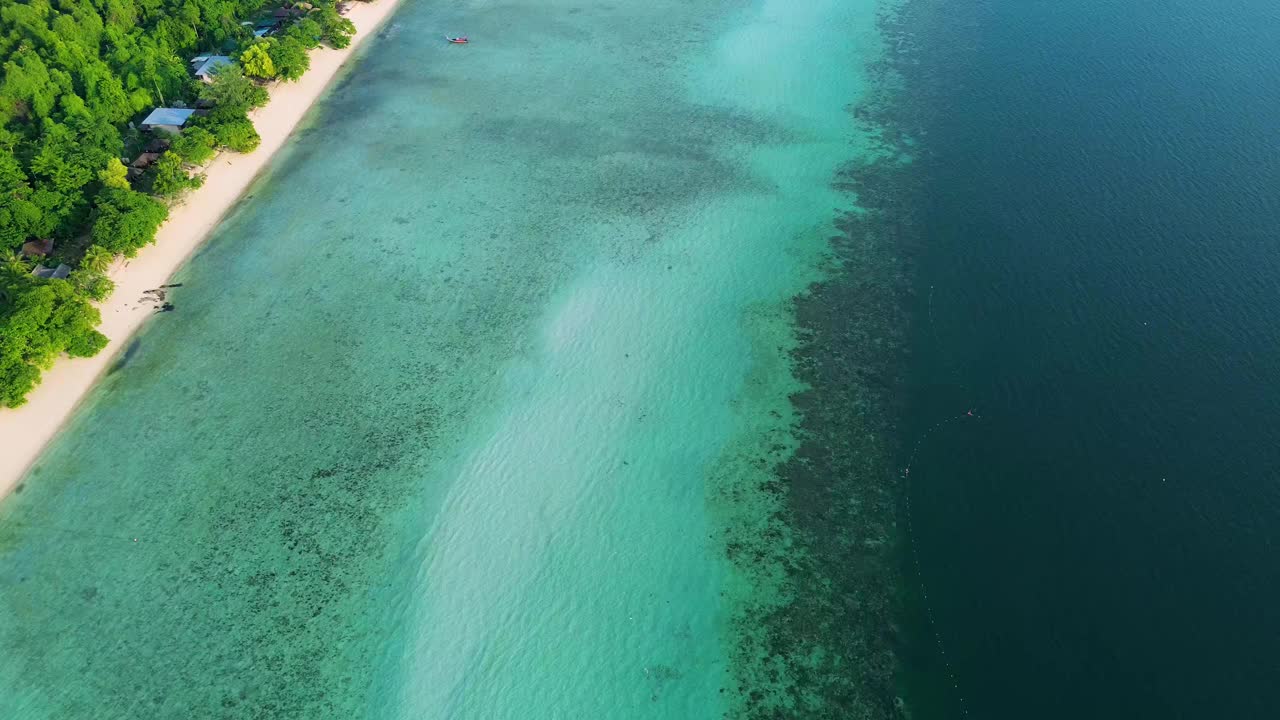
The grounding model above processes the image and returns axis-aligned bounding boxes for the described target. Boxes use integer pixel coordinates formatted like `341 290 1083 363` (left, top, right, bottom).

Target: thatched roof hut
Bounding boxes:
21 238 53 258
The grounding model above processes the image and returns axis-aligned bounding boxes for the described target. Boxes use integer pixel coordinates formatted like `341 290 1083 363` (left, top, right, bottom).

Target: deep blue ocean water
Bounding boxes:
905 0 1280 716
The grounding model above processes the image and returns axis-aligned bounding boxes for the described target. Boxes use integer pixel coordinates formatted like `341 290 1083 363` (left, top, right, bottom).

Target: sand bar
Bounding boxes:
0 0 403 500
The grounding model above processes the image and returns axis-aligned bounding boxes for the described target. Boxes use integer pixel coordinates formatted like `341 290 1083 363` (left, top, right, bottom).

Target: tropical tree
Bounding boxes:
98 157 131 190
316 8 356 49
80 245 114 274
199 63 269 115
170 126 217 165
71 268 115 301
89 188 168 256
286 17 324 50
0 150 43 250
0 279 108 407
267 36 311 82
239 43 277 80
0 253 26 306
150 153 203 197
207 117 261 152
2 251 27 278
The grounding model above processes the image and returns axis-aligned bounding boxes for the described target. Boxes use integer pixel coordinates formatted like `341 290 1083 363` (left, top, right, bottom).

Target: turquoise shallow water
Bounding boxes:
0 1 891 717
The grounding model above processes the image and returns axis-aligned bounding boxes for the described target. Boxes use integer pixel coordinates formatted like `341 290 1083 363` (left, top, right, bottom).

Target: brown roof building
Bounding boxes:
20 238 53 258
131 152 162 170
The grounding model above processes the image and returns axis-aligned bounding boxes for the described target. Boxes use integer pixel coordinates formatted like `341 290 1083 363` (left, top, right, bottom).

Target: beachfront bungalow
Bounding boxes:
140 108 197 135
30 264 71 280
20 238 53 259
190 55 234 83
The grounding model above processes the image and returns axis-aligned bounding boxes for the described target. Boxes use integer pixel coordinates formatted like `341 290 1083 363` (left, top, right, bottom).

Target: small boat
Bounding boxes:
445 35 469 44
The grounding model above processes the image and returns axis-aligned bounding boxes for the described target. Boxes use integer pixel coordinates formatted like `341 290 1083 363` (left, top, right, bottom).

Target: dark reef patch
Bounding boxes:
108 338 143 376
715 1 938 718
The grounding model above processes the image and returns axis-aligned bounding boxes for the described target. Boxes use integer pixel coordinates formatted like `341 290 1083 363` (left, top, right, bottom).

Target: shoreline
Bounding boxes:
0 0 403 501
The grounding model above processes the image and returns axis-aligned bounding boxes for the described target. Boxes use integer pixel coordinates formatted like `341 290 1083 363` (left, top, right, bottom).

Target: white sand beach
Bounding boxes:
0 0 403 500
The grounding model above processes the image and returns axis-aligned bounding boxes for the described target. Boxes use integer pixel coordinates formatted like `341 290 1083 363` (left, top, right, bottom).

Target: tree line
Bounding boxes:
0 0 356 407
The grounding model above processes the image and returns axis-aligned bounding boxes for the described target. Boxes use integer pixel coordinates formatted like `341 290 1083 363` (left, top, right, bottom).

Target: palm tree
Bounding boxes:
2 251 27 277
81 245 114 275
1 251 29 305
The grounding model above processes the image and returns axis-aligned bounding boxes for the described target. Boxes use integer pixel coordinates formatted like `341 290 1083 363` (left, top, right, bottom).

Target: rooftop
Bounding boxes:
131 152 162 169
31 264 71 280
141 108 196 128
192 55 233 78
20 238 53 258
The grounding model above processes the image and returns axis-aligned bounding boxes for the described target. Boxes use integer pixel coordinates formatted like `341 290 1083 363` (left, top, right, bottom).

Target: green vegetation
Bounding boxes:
199 63 269 114
70 244 115 300
274 36 311 80
0 261 108 408
317 8 356 50
208 116 261 152
88 188 167 256
170 126 218 166
0 0 360 407
97 157 130 190
239 43 277 80
195 63 266 151
150 153 205 196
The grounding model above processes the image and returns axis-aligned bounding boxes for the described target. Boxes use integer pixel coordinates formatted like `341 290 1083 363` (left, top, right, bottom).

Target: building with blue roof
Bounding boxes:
191 55 234 83
140 108 197 134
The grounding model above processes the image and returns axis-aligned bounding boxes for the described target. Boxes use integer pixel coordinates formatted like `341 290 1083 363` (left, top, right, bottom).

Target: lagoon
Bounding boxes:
0 0 898 717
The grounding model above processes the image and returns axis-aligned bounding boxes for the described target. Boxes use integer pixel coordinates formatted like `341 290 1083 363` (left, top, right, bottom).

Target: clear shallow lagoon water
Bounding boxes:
0 1 899 718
